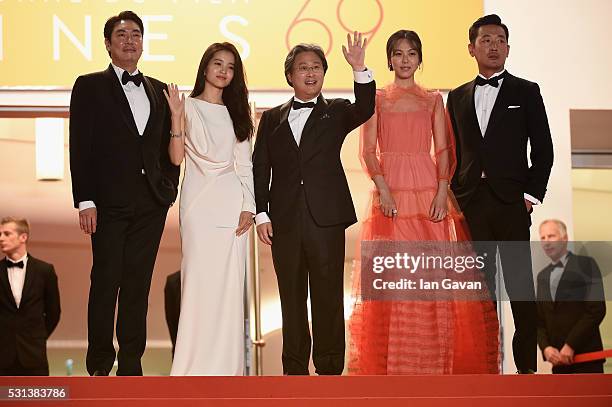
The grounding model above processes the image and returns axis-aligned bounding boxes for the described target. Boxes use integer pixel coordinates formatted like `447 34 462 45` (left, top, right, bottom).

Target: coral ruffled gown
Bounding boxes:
348 84 499 374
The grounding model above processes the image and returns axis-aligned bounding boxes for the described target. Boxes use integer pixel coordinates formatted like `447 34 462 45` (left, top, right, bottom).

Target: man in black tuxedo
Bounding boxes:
537 219 606 374
0 217 60 376
253 34 375 375
446 14 554 373
69 11 179 376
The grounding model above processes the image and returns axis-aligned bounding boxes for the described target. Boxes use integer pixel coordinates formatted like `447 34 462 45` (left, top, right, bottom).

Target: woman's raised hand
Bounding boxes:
163 83 185 118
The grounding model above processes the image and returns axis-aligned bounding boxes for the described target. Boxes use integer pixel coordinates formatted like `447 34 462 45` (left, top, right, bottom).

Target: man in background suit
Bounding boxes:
69 11 179 376
446 14 554 373
537 219 606 374
0 217 60 376
253 34 375 375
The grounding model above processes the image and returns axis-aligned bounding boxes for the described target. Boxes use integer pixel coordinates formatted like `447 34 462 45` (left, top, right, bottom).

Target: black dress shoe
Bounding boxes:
516 369 535 374
92 369 108 376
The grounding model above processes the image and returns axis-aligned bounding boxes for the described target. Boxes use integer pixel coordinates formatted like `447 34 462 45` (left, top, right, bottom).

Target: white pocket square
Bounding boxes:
508 105 521 109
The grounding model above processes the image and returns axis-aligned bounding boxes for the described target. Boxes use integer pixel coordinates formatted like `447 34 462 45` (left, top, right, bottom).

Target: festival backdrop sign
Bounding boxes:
0 0 482 89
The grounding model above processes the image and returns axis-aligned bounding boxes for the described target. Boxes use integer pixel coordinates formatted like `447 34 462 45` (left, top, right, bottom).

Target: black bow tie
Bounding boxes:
5 259 24 269
551 261 564 269
122 70 143 87
292 101 316 110
475 72 506 88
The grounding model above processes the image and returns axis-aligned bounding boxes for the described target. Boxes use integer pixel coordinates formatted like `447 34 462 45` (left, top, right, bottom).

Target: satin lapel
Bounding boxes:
299 94 327 149
483 73 513 138
141 76 158 137
104 65 140 138
540 267 554 302
461 81 482 138
279 99 298 151
0 260 17 309
20 256 35 306
554 253 577 303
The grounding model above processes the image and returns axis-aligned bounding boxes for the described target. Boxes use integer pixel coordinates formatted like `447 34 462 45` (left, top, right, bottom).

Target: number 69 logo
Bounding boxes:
285 0 384 55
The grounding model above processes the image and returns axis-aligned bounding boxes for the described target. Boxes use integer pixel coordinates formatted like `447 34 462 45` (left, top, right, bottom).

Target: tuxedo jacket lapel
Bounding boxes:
0 260 18 309
548 253 577 305
141 76 158 138
299 94 327 149
20 258 35 306
484 73 514 139
554 253 578 303
460 81 482 138
279 99 298 151
104 65 140 138
540 267 554 302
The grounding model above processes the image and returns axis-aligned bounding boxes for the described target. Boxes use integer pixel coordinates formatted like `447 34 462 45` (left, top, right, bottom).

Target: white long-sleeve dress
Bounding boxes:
171 97 255 376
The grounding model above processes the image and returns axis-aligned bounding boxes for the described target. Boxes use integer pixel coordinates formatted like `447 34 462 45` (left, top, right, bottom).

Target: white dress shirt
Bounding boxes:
111 63 150 136
549 252 569 301
78 63 151 211
474 70 505 137
288 96 317 147
255 69 374 226
475 69 539 205
6 254 28 308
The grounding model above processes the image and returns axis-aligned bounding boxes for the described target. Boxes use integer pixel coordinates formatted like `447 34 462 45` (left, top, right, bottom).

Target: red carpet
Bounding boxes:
1 375 611 406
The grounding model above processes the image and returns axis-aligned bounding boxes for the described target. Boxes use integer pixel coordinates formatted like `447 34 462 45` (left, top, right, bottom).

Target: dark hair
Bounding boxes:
103 11 144 57
190 42 253 142
469 14 509 44
104 11 144 41
284 44 328 87
385 30 422 71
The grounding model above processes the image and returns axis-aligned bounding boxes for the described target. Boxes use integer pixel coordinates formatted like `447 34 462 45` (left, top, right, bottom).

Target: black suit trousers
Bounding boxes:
0 358 49 376
553 361 604 374
271 187 346 375
462 180 537 372
86 175 168 376
0 358 48 376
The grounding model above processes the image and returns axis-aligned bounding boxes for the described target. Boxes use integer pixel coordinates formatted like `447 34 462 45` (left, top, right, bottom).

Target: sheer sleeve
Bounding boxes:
431 92 456 181
360 93 383 178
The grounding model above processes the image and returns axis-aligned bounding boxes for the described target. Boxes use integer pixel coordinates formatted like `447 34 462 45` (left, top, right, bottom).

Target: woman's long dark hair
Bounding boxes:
190 42 253 142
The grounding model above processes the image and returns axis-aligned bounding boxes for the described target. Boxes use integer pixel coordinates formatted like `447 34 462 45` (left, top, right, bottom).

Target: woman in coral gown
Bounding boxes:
348 30 499 374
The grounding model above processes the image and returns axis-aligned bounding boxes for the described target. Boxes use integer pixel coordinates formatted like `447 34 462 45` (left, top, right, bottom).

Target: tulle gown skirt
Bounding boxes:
348 153 499 374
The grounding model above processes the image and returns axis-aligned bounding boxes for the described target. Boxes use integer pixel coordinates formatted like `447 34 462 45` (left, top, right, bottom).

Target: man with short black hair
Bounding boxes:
69 10 179 376
0 217 60 376
447 14 554 373
253 34 375 375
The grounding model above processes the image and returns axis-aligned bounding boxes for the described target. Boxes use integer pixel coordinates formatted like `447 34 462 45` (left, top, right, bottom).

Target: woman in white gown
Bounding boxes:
164 42 255 375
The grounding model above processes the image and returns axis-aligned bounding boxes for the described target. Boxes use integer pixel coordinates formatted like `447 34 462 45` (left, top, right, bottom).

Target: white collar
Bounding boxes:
551 252 570 268
111 63 141 84
477 69 506 80
6 253 28 265
293 96 318 104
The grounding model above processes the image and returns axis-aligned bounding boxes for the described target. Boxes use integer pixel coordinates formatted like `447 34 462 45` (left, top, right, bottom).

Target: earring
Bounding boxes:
388 63 393 71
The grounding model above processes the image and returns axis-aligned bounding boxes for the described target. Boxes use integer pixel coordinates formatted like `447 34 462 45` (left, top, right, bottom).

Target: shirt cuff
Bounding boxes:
78 201 96 211
524 193 541 205
353 69 373 84
254 212 271 225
